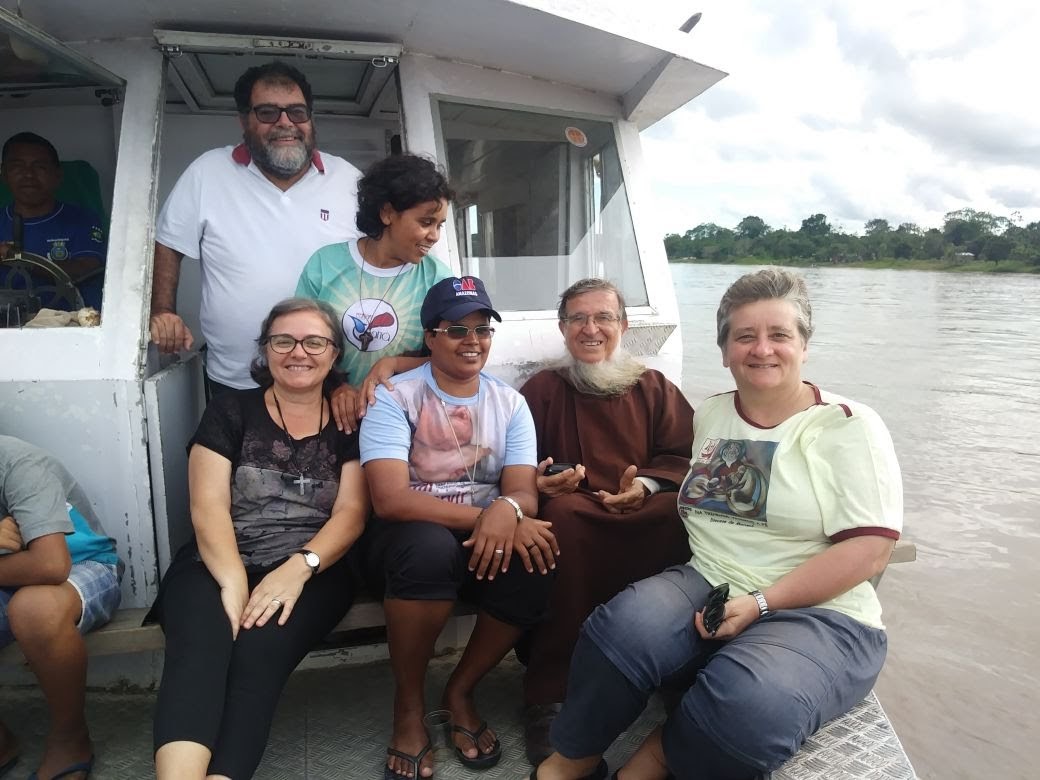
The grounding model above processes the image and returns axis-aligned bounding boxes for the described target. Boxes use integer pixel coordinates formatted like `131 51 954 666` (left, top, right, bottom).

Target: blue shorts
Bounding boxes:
0 559 122 648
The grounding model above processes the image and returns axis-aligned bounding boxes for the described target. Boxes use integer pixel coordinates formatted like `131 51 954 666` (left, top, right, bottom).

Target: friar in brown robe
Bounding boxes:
519 278 694 765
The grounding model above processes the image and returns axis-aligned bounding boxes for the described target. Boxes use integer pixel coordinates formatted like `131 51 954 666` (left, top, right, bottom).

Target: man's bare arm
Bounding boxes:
63 254 104 282
0 532 71 588
150 242 194 352
151 242 183 315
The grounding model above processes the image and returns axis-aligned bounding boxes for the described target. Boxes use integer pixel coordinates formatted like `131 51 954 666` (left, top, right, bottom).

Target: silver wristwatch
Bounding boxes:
494 495 523 522
300 549 320 575
749 589 770 618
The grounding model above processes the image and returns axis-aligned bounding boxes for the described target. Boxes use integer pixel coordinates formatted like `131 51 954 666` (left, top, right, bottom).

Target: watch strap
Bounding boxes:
749 589 770 618
493 495 523 522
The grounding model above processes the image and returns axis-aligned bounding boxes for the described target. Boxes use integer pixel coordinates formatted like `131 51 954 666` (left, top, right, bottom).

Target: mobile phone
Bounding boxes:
545 462 576 476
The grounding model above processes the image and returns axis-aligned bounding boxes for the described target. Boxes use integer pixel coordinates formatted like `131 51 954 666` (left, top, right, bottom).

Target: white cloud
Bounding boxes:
631 0 1040 234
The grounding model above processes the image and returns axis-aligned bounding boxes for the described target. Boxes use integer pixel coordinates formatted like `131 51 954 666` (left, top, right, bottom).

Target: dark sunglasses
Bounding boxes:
428 325 496 340
702 582 730 635
249 103 312 124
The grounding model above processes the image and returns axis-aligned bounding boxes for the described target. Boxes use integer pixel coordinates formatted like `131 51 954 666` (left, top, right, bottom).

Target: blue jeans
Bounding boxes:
551 565 887 775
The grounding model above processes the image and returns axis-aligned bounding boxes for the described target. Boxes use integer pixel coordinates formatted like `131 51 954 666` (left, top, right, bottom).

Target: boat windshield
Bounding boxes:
439 100 647 312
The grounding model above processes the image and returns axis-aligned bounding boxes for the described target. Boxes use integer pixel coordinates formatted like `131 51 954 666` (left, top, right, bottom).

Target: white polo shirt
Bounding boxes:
156 145 361 388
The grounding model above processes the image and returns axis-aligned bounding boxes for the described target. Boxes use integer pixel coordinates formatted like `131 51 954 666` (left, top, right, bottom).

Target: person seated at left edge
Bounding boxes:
360 275 557 779
0 133 106 310
0 434 123 780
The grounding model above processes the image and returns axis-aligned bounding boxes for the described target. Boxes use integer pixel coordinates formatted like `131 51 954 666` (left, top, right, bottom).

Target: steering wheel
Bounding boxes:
0 250 85 312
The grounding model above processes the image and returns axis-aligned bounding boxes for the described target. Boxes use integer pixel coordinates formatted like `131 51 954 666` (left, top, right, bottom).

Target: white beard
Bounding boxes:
551 348 646 397
262 144 308 177
247 131 312 179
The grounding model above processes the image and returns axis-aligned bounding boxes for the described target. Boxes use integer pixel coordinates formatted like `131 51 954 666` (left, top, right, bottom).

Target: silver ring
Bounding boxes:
494 549 505 555
271 599 282 606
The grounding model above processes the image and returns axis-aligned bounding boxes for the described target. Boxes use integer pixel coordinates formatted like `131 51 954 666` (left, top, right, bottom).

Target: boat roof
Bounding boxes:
12 0 726 127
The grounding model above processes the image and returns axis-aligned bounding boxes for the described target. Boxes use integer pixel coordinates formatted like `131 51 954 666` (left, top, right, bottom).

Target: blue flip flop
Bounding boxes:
453 721 502 769
27 753 94 780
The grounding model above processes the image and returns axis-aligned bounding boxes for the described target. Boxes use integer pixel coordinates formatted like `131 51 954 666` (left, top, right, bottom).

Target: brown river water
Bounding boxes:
673 263 1040 780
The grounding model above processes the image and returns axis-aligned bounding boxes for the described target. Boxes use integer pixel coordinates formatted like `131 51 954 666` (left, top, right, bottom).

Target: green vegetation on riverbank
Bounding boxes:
669 256 1040 273
665 208 1040 273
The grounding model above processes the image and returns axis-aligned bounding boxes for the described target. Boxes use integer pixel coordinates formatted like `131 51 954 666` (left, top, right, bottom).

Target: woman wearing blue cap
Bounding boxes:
360 276 558 780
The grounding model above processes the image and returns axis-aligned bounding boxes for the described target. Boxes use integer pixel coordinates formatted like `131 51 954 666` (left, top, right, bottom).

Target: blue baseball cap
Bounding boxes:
421 276 502 329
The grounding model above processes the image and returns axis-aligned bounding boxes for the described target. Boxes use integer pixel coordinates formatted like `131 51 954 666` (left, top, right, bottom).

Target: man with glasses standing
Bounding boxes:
518 277 694 766
150 62 361 395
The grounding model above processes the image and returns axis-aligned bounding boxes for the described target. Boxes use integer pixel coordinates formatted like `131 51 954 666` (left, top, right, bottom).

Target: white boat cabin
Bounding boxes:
0 0 725 608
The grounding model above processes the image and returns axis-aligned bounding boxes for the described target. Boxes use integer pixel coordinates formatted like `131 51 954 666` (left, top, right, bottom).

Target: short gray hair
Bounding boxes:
249 297 345 391
716 268 813 348
557 278 627 323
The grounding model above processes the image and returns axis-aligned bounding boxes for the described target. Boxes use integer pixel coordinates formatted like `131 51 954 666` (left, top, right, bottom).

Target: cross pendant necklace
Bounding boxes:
272 390 325 494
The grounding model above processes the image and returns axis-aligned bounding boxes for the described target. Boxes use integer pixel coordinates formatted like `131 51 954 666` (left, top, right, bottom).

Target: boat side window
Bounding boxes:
438 101 648 311
0 14 121 328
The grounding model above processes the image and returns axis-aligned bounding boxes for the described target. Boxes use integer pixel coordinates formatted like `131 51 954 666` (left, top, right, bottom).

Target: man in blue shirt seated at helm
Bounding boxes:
0 132 107 310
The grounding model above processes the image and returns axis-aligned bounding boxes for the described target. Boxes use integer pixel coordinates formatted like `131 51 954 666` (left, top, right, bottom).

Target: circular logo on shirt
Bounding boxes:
47 239 70 262
343 299 400 353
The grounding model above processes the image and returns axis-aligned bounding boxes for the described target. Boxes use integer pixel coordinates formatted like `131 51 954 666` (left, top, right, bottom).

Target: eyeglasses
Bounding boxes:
428 326 496 340
249 103 312 124
264 334 335 355
560 312 623 328
702 582 730 635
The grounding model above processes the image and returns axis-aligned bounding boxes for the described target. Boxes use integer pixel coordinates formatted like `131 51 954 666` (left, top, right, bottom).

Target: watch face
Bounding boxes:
303 551 320 570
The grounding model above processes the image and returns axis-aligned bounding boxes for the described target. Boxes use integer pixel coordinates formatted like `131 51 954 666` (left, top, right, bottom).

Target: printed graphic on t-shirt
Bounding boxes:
400 384 507 508
678 438 776 526
343 298 400 353
47 238 70 262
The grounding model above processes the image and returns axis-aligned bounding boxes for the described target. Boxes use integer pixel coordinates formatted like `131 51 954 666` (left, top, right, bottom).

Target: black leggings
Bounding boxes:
152 552 354 779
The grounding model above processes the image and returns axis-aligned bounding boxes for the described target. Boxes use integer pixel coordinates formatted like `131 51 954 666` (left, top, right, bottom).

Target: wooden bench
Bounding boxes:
0 596 460 665
0 540 916 665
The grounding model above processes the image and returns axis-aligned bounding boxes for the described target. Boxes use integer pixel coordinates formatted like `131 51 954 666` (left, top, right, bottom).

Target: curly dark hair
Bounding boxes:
356 153 454 239
233 61 314 114
249 297 345 393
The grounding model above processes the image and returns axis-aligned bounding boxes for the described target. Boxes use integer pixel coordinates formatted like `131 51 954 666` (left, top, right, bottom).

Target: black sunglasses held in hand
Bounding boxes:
702 582 730 635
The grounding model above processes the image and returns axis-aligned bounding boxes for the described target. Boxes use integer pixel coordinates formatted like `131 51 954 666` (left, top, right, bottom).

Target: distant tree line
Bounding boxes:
664 209 1040 267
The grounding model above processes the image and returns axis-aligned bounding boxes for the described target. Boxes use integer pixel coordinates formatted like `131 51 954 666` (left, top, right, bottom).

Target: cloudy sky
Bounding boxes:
633 0 1040 236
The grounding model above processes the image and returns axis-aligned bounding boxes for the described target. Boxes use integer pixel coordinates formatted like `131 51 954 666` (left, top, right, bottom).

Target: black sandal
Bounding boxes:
453 721 502 769
384 741 432 779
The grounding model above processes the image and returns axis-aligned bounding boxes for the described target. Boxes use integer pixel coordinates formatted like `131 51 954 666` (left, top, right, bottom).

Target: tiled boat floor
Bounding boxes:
0 654 914 779
0 654 660 779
